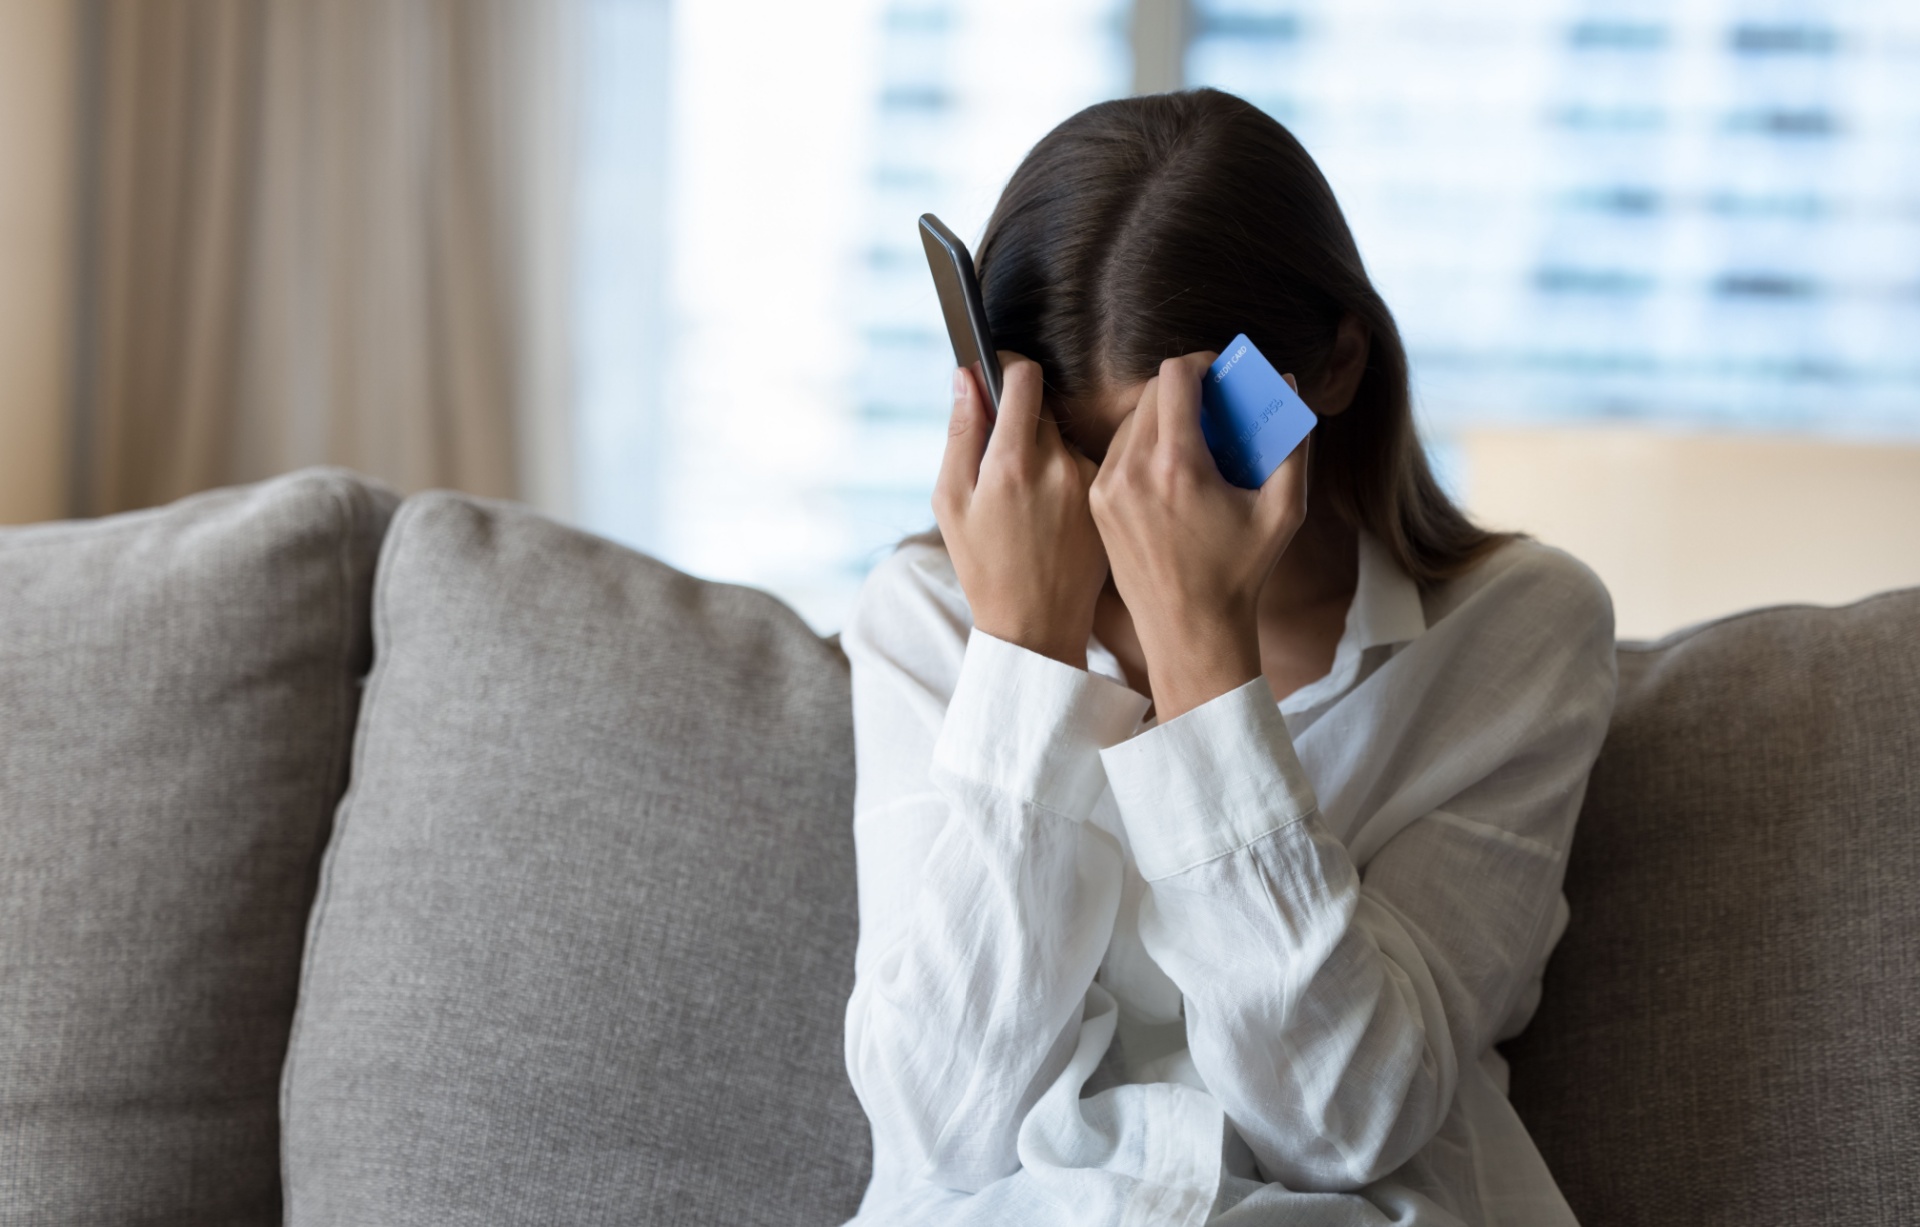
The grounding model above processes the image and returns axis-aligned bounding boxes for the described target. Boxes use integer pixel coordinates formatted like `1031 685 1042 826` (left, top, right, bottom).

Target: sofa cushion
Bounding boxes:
281 492 869 1225
0 469 396 1224
1504 588 1920 1224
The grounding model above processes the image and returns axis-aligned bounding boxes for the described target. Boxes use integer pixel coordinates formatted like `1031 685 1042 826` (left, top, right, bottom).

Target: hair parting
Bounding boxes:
909 87 1509 588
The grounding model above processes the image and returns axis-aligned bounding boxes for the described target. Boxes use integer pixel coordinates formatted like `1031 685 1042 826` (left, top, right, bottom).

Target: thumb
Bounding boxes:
936 365 989 502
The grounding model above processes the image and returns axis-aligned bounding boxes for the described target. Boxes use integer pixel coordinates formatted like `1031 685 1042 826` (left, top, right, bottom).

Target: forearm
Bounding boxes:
845 628 1149 1191
1139 607 1262 724
1140 837 1455 1189
1100 679 1457 1189
845 787 1115 1191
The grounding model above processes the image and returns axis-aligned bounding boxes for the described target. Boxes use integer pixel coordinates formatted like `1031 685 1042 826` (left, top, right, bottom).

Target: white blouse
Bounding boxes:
838 529 1617 1227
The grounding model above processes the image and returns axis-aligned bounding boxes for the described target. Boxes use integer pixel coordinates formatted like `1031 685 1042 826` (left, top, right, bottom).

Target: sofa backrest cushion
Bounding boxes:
1503 588 1920 1224
280 492 869 1226
0 469 396 1225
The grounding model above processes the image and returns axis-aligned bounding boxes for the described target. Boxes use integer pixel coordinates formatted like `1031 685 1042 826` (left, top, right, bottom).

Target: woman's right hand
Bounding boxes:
934 353 1107 670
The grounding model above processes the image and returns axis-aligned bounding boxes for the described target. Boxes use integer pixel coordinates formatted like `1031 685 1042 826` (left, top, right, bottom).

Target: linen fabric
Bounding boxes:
280 492 871 1225
840 532 1616 1226
1503 588 1920 1225
0 468 396 1224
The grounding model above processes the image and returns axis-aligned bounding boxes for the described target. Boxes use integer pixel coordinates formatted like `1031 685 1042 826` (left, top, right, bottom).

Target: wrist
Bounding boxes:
972 614 1089 671
1141 615 1261 723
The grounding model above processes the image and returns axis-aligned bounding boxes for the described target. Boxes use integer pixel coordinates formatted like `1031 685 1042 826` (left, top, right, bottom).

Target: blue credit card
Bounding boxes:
1200 334 1317 489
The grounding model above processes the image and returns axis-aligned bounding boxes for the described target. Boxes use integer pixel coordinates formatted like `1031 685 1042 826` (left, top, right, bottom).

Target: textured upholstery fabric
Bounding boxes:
1504 588 1920 1226
0 469 396 1224
281 492 870 1226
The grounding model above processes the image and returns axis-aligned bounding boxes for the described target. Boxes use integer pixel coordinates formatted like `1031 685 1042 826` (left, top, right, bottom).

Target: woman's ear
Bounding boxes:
1313 313 1370 416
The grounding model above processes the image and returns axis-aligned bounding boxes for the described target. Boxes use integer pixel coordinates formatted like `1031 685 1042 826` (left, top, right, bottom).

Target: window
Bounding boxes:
576 0 1920 632
576 0 1127 630
1186 0 1920 436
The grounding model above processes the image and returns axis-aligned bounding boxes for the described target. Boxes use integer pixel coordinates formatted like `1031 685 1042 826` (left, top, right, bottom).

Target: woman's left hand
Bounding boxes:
1088 352 1312 723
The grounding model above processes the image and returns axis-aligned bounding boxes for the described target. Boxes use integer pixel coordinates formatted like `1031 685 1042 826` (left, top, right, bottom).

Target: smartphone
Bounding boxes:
918 214 1003 413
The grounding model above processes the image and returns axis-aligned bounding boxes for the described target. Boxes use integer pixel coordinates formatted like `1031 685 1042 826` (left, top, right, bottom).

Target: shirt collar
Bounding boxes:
1349 528 1427 653
1277 528 1426 715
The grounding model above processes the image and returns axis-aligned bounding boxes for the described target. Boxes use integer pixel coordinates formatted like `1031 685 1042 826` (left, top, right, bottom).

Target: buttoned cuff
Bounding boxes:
931 629 1152 819
1098 676 1319 881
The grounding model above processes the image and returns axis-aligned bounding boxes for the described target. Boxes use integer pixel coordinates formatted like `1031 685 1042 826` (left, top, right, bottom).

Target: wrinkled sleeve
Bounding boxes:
840 544 1151 1194
1096 554 1616 1191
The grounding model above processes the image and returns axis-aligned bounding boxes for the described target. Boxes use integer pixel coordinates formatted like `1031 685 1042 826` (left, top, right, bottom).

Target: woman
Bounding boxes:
839 89 1615 1227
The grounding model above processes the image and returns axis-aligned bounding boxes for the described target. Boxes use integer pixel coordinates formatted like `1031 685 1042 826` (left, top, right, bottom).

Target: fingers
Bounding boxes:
1036 396 1067 456
1090 403 1133 508
981 352 1045 470
1127 375 1161 459
1070 446 1110 569
1098 407 1140 478
934 365 989 517
1156 353 1217 471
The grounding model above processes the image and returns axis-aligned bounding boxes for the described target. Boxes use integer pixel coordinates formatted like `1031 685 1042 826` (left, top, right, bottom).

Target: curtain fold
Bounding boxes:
75 0 575 515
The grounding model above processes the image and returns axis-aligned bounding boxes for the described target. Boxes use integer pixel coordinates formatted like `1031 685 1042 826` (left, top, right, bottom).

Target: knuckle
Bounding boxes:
995 461 1034 497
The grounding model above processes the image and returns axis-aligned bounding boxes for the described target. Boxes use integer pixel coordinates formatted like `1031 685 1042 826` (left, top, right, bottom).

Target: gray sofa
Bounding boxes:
1 468 1913 1226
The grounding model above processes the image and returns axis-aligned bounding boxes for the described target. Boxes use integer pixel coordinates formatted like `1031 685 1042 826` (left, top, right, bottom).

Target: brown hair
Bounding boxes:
963 87 1506 587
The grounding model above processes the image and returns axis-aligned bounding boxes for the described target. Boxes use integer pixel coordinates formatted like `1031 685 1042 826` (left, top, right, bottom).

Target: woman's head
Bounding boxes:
975 87 1503 586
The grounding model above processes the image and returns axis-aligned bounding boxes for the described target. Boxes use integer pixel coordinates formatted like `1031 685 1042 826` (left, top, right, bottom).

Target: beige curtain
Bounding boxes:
75 0 575 516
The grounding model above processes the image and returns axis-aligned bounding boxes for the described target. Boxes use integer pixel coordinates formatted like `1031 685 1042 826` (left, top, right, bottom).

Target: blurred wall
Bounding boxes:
0 0 75 523
1462 428 1920 641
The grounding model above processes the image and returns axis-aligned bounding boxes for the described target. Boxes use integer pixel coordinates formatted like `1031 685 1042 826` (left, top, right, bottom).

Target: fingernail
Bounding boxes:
953 369 967 402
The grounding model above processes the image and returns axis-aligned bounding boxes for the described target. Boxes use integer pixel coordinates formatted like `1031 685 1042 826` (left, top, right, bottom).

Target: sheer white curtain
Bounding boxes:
75 0 575 516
